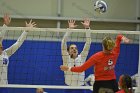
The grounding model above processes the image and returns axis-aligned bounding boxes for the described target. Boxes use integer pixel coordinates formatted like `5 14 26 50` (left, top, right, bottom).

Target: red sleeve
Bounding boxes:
71 54 97 73
113 34 123 54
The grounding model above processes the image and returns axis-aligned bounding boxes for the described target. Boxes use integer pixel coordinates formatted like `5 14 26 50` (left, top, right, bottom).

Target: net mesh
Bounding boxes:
0 27 139 93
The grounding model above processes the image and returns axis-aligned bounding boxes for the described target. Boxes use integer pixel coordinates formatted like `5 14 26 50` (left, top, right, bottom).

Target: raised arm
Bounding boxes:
61 32 70 65
61 20 77 65
80 18 91 59
80 32 91 59
113 34 130 54
5 19 36 57
0 13 11 42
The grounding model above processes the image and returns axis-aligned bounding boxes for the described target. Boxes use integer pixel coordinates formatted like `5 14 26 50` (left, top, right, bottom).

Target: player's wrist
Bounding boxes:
85 27 90 30
3 24 7 27
68 67 71 71
122 36 126 42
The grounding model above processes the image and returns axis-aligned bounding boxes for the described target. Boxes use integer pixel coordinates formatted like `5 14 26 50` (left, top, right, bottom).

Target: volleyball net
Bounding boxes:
0 27 139 93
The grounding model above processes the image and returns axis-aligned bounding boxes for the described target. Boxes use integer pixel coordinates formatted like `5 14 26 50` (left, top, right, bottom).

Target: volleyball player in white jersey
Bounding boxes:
0 19 36 85
61 19 91 93
84 74 95 91
0 13 11 93
84 74 95 86
36 88 48 93
131 73 139 87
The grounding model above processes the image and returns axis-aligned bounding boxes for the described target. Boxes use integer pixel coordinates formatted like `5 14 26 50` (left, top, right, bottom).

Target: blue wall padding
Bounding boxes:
0 40 138 93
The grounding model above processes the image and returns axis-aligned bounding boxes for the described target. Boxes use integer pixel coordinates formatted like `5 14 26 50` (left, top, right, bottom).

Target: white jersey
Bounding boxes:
84 74 95 86
61 31 91 86
0 24 9 84
131 74 139 87
65 55 85 86
0 30 28 84
0 51 9 84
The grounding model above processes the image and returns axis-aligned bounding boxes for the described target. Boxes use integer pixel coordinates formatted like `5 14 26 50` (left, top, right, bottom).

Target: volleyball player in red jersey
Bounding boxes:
60 34 130 93
116 74 133 93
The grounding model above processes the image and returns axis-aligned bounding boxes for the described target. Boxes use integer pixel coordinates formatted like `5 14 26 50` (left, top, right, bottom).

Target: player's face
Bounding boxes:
68 45 78 58
36 88 44 93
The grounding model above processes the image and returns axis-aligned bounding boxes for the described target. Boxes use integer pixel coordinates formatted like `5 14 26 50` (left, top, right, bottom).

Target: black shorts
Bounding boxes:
93 79 119 93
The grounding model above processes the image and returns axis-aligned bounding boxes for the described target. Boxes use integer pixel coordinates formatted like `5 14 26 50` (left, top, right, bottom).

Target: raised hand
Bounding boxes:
25 19 37 32
3 13 11 26
81 18 90 29
122 36 131 43
68 20 78 29
25 19 36 28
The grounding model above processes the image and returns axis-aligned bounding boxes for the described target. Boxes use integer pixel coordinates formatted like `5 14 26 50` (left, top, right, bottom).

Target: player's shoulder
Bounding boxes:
2 50 7 55
94 51 103 56
92 51 104 59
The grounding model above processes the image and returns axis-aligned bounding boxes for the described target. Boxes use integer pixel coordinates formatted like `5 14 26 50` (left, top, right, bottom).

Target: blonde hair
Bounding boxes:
102 36 115 51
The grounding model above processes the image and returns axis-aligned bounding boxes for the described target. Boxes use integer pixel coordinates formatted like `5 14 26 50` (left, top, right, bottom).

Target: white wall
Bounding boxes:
0 0 138 20
0 0 57 17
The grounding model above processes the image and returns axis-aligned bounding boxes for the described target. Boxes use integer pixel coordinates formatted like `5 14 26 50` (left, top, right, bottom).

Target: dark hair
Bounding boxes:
102 36 115 51
121 74 133 93
67 44 76 51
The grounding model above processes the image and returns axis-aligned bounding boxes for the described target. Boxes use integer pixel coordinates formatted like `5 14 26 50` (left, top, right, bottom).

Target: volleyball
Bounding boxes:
94 0 108 14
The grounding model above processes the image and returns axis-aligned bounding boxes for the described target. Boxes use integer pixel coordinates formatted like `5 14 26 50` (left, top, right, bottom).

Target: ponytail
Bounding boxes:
102 37 115 51
121 75 133 93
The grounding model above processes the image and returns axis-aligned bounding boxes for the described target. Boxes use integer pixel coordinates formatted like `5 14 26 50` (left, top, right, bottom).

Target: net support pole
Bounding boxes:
135 0 140 92
135 32 140 93
135 33 140 93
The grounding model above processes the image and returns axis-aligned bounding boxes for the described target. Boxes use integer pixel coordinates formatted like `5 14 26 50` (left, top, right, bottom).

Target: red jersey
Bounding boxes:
116 90 125 93
71 35 123 81
116 89 131 93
